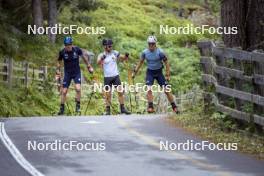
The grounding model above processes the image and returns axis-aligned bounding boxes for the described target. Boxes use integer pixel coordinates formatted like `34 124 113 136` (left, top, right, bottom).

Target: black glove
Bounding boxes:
101 54 106 60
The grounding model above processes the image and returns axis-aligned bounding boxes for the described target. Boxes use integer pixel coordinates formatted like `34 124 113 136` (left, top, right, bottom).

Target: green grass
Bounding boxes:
169 104 264 159
0 83 58 117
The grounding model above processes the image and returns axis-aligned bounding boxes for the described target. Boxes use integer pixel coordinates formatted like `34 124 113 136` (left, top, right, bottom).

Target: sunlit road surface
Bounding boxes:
0 115 263 176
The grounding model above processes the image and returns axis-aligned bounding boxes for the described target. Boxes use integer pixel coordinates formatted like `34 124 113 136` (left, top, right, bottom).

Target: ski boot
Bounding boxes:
104 106 111 115
171 102 179 114
58 104 65 115
147 102 155 113
120 104 131 115
75 101 81 115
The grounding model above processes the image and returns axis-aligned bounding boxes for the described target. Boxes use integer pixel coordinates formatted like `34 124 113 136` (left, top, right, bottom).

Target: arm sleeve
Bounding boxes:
114 50 120 58
159 49 167 61
76 47 83 56
58 51 63 61
140 51 146 60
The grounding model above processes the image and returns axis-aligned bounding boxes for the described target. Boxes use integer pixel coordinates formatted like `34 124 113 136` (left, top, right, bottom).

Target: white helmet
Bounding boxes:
147 35 157 43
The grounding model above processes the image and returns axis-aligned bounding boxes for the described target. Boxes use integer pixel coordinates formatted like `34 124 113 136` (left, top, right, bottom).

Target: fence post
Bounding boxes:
32 67 35 81
3 58 8 82
43 66 48 80
214 42 229 106
197 40 214 111
233 48 244 111
252 51 264 115
24 62 29 87
7 58 13 88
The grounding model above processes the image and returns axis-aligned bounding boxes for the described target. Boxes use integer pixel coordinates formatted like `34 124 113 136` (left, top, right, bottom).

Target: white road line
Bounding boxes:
80 120 102 124
0 122 44 176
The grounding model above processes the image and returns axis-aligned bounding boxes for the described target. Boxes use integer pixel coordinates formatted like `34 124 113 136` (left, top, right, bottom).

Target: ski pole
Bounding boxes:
124 55 133 113
84 72 96 115
82 72 119 115
84 90 94 115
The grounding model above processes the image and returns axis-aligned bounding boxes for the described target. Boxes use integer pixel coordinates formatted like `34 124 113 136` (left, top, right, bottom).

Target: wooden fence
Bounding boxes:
0 58 48 87
197 40 264 127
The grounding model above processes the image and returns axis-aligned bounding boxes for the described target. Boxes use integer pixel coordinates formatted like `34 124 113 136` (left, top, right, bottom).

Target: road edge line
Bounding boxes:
0 122 44 176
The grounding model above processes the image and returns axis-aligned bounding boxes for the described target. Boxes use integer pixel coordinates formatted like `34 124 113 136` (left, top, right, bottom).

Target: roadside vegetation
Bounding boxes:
170 104 264 159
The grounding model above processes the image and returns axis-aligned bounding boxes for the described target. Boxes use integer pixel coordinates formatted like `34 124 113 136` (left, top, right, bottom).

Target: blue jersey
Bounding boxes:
141 48 167 70
58 46 83 74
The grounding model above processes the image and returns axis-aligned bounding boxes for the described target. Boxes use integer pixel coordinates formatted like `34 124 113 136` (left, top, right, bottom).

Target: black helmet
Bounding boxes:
102 39 113 46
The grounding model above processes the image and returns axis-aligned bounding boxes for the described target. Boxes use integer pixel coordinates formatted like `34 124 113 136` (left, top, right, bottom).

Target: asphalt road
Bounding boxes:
0 115 263 176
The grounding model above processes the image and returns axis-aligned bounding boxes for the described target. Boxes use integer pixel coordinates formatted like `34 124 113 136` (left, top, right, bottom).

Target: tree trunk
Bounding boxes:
221 0 247 49
221 0 264 51
246 0 264 51
32 0 43 29
204 0 210 10
249 1 264 116
48 0 57 43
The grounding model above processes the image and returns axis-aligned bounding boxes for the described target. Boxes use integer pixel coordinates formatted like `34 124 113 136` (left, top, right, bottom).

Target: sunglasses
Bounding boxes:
148 43 156 46
105 45 112 48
